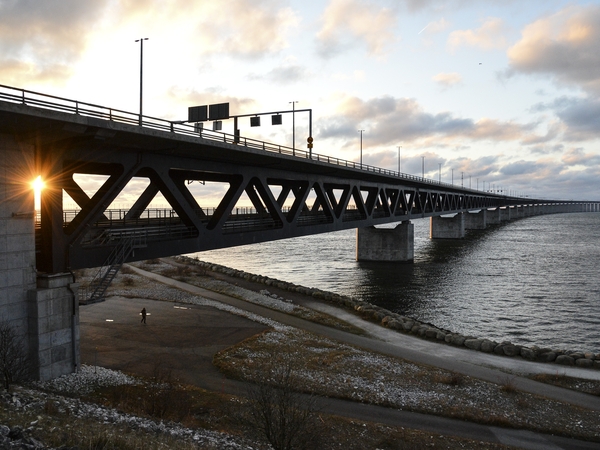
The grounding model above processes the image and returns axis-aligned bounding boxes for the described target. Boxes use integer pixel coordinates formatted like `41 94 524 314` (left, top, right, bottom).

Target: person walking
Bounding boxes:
141 307 147 324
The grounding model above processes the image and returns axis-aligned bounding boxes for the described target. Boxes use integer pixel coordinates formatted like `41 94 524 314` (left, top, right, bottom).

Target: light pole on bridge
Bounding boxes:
397 146 401 173
358 130 365 166
289 101 298 151
135 37 149 126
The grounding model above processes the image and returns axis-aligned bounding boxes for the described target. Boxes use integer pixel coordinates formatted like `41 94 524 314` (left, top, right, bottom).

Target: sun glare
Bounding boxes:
32 176 45 210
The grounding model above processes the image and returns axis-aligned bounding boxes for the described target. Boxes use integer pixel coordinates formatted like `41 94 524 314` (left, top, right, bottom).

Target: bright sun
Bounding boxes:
32 176 45 210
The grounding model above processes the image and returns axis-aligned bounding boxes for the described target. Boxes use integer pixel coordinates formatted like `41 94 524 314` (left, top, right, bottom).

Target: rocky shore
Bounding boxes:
177 256 600 370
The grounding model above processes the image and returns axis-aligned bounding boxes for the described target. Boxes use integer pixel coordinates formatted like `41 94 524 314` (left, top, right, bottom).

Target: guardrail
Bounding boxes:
0 83 512 197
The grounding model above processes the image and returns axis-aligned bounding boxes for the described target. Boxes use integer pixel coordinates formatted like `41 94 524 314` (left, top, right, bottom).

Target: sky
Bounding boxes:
3 0 600 204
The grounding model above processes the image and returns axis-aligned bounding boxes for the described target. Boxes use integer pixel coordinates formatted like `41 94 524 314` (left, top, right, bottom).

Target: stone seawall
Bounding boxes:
176 256 600 370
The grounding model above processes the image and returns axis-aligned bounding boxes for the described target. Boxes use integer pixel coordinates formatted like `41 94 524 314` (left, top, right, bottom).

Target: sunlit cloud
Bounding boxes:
506 4 600 93
448 17 509 52
316 0 397 58
432 72 462 89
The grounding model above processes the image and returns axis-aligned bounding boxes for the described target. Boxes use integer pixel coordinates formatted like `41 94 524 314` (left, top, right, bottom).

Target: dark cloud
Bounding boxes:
318 95 539 146
530 96 600 141
556 99 600 141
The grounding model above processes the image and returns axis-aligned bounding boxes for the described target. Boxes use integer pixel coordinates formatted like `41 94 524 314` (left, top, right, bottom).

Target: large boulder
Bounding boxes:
555 355 575 366
464 339 483 351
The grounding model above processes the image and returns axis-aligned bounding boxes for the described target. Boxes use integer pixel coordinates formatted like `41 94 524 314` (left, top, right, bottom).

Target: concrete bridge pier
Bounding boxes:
487 208 501 225
1 133 79 381
464 209 487 230
356 222 414 262
28 274 80 380
430 213 465 239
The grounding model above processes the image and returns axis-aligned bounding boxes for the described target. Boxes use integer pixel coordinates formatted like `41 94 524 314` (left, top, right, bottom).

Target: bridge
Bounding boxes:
1 83 599 380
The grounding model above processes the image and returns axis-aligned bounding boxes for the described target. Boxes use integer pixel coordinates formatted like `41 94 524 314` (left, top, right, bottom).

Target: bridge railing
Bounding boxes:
1 83 513 197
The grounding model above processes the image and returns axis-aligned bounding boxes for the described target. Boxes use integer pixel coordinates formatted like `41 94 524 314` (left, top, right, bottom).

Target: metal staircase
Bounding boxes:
82 235 143 304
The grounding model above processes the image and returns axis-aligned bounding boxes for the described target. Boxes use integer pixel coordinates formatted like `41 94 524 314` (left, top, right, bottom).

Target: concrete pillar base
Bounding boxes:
28 273 80 381
487 208 501 224
430 213 465 239
356 222 414 262
464 209 487 230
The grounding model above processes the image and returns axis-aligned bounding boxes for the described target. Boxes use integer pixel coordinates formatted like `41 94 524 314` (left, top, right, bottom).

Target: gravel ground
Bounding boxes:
17 259 592 448
3 365 261 450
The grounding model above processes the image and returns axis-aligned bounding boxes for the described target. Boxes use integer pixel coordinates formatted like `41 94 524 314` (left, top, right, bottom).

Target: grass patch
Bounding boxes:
530 372 600 396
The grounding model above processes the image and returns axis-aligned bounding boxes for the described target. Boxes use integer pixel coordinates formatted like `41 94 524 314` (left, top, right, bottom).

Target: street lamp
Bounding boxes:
397 146 402 174
421 156 425 179
438 163 442 183
289 101 298 150
451 169 454 185
358 130 365 166
135 37 148 126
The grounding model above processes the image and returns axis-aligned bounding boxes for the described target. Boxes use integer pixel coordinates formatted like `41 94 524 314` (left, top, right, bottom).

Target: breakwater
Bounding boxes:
177 256 600 370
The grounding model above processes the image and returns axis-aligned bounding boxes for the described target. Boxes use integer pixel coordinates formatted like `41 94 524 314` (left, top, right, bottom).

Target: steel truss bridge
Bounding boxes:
1 84 597 274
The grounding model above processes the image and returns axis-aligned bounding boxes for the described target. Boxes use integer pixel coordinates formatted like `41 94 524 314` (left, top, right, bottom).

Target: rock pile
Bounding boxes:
179 256 600 370
0 423 74 450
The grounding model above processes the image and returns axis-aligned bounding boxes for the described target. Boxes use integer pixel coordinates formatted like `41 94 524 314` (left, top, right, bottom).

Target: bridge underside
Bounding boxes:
37 139 518 272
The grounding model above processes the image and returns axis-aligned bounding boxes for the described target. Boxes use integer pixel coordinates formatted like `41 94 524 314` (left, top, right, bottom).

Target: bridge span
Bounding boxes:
0 84 598 380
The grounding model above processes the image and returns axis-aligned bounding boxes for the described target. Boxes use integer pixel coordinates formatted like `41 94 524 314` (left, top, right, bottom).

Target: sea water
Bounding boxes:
191 212 600 353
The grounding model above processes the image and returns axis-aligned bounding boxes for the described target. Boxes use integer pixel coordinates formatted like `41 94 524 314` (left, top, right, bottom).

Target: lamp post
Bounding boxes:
397 146 401 174
421 156 425 179
359 130 364 166
438 163 442 183
135 37 148 126
289 101 298 151
452 169 454 185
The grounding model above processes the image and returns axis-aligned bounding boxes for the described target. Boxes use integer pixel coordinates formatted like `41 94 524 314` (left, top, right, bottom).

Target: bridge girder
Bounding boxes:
35 136 522 272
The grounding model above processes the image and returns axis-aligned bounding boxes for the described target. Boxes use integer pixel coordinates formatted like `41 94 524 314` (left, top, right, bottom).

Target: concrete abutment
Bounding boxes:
0 132 79 381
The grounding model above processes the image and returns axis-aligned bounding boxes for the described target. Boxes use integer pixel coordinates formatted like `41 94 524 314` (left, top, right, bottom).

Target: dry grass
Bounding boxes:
530 372 600 396
214 328 600 441
0 379 515 450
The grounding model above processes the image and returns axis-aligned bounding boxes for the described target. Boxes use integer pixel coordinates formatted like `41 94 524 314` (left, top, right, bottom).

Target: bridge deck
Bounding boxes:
1 84 597 272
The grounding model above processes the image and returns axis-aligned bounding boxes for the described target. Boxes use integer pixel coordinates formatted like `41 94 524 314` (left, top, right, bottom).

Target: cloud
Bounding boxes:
432 72 462 89
191 0 299 59
316 0 397 58
507 4 600 93
167 86 257 115
448 17 509 51
318 95 541 147
561 147 600 167
248 64 309 85
0 0 108 83
419 18 450 36
529 96 600 141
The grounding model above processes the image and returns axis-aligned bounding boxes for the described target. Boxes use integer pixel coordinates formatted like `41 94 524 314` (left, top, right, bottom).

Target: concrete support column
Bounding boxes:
430 213 465 239
28 273 80 381
464 209 487 230
0 133 38 379
487 208 501 224
356 222 414 262
500 207 511 221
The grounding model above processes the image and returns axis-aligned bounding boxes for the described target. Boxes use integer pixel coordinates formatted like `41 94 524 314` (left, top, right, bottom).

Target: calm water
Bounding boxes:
191 213 600 353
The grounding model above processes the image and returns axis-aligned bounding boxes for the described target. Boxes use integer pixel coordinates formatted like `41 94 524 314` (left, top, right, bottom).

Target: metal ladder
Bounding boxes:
83 236 139 304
